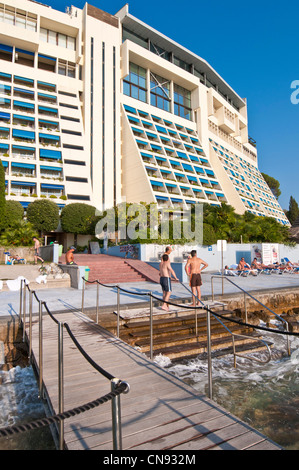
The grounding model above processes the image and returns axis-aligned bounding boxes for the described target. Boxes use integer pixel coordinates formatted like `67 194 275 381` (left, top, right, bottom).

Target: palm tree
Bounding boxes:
0 220 38 247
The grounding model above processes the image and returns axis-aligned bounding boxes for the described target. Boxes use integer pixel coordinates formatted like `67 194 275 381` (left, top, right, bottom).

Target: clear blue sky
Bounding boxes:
48 0 299 211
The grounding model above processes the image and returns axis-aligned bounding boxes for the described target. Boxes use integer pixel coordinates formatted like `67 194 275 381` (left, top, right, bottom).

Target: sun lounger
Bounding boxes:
4 251 26 265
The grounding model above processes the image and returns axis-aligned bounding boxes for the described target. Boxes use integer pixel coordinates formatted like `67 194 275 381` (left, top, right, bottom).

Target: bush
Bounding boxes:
0 220 38 246
61 203 98 236
27 199 60 233
2 200 24 228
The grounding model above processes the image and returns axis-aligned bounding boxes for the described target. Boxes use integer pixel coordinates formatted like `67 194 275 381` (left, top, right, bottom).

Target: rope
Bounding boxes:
83 277 150 296
83 276 299 338
0 381 128 438
63 323 115 381
149 293 299 337
20 281 127 382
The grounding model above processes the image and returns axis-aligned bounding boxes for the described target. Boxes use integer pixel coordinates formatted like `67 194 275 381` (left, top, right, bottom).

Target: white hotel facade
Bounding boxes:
0 0 290 226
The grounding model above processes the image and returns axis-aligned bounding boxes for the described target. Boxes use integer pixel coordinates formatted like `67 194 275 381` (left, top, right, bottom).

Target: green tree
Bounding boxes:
0 160 6 231
202 223 217 245
286 196 299 225
3 200 24 228
203 202 240 241
261 173 281 199
0 220 38 247
61 203 97 245
27 199 60 234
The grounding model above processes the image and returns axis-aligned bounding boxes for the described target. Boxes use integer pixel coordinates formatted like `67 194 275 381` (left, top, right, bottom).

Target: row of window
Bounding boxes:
212 139 288 223
0 4 76 52
122 27 240 112
40 28 76 51
0 3 37 31
0 43 77 78
2 161 87 184
123 63 192 120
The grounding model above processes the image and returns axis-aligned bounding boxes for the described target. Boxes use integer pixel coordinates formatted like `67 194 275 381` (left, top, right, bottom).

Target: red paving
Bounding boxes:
58 254 160 284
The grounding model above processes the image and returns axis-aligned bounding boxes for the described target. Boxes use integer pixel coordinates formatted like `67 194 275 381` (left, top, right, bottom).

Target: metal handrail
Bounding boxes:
81 275 273 401
211 275 291 356
19 279 129 450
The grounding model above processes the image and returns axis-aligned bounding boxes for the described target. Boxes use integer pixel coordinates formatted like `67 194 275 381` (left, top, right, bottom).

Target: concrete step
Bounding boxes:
60 253 159 283
147 333 272 361
59 253 157 283
125 323 250 350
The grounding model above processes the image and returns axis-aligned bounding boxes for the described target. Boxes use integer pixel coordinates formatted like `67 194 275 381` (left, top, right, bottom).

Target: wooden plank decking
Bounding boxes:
30 310 282 451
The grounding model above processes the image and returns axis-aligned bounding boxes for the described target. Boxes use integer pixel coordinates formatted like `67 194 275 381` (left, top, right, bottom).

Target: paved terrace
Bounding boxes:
1 269 299 318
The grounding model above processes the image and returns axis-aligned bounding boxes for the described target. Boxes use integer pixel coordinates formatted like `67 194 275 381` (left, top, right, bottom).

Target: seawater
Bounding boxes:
0 327 298 450
0 366 55 450
155 328 299 450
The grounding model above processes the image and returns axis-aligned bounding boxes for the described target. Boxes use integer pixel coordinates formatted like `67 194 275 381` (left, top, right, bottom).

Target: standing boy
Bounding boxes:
159 254 178 311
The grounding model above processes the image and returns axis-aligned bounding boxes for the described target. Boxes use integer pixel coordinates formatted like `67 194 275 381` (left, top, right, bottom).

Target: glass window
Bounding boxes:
123 63 147 103
173 56 191 72
150 73 170 111
26 15 37 32
48 30 56 45
67 36 76 51
67 63 75 78
150 42 170 61
16 12 26 28
122 27 148 49
40 28 47 42
4 10 14 25
58 33 67 48
174 84 192 120
58 60 66 76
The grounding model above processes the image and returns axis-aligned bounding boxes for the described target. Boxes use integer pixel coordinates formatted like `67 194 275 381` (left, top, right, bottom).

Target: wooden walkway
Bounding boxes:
30 310 282 450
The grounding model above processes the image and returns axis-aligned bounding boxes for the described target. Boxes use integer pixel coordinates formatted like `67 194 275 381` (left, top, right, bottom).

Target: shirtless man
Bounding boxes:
32 237 44 265
66 246 77 265
238 257 250 271
159 254 178 311
185 250 208 306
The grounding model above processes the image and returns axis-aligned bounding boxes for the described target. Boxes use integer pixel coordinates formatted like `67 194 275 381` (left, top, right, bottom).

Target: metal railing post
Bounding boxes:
22 283 26 341
96 282 99 324
233 336 237 368
38 300 43 398
149 293 153 360
111 378 122 450
206 305 213 400
244 293 248 324
58 321 64 450
29 290 33 362
286 324 291 357
19 279 23 325
81 278 85 313
117 286 120 338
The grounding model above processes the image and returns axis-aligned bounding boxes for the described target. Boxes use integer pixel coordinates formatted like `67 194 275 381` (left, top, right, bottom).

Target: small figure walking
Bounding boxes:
33 237 44 265
159 253 178 311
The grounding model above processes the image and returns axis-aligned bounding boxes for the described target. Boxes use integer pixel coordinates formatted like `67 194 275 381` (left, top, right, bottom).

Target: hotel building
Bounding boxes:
0 0 290 226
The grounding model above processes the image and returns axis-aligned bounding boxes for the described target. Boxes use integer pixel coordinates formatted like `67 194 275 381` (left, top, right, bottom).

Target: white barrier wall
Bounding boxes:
141 243 299 272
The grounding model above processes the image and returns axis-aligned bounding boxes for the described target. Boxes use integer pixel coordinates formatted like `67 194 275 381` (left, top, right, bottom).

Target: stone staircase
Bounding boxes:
58 254 160 284
116 307 273 361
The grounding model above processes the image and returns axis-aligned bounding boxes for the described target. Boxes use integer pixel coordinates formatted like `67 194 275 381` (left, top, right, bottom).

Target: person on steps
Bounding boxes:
185 250 208 306
159 254 178 311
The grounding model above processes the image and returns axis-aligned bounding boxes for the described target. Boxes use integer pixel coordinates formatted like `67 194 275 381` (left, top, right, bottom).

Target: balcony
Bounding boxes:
216 106 236 134
39 132 60 147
